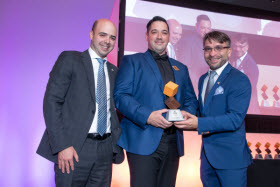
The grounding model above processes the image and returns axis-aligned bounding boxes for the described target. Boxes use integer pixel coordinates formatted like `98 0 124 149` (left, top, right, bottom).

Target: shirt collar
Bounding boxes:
148 49 168 61
88 47 107 62
208 62 229 76
239 52 247 62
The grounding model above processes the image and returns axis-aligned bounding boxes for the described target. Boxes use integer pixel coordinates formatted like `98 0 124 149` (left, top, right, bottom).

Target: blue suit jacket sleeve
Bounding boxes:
181 65 198 115
198 73 251 134
114 55 152 129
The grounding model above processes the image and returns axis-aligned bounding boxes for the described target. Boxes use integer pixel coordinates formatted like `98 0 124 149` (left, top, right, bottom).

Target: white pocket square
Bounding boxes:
214 86 224 96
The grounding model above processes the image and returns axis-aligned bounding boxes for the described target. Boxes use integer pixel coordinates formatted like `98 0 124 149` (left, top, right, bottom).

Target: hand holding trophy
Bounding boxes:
163 81 184 121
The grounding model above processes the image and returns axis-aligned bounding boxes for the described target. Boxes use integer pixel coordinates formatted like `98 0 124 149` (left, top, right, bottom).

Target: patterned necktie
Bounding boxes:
96 58 107 136
204 71 217 104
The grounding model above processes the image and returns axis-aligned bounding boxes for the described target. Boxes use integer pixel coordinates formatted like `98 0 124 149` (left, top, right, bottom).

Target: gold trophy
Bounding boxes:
264 142 273 159
255 142 263 159
163 81 184 121
274 142 280 159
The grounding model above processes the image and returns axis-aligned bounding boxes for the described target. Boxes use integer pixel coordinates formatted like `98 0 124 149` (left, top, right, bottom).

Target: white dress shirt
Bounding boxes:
88 47 111 133
201 62 229 105
167 42 177 60
236 52 247 69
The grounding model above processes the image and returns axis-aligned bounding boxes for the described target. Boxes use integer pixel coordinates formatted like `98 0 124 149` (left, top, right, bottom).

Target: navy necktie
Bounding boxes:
96 58 107 136
204 71 217 104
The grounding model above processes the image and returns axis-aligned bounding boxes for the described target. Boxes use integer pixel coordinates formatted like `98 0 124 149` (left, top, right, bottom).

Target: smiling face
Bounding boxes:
145 21 170 55
90 19 117 59
196 20 212 38
168 20 182 45
204 39 232 70
233 41 249 58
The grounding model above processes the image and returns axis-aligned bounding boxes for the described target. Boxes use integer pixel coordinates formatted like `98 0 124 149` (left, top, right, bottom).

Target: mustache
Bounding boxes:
155 39 163 42
207 55 222 60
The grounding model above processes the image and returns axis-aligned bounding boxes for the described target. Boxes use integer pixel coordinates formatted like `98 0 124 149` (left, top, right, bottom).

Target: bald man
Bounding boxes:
167 19 182 59
37 19 124 187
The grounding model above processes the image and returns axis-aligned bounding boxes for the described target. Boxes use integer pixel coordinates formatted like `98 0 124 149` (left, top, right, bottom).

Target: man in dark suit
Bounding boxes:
175 31 252 187
232 34 260 114
114 16 198 187
37 19 124 187
178 14 212 96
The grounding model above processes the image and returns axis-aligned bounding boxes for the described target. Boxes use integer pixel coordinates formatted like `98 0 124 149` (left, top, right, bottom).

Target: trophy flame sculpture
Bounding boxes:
255 142 263 159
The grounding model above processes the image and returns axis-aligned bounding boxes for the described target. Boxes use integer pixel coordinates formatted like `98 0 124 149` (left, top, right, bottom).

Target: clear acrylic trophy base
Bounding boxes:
274 154 280 159
254 154 263 159
166 109 184 122
264 154 273 159
274 101 280 108
262 100 270 107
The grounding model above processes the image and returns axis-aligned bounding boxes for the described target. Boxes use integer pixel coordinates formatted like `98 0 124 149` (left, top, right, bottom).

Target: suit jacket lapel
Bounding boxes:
106 62 116 104
239 54 249 71
143 50 164 91
81 50 96 101
203 64 232 111
199 73 207 111
169 58 181 100
237 54 248 71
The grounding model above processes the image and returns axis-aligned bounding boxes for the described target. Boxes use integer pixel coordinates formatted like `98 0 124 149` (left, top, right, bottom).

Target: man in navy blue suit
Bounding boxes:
114 16 198 187
175 31 252 187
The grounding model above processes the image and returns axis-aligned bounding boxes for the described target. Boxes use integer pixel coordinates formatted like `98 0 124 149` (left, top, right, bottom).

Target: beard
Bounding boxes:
206 56 228 70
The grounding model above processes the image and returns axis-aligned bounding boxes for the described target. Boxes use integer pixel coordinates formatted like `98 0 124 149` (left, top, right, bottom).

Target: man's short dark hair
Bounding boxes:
146 16 169 32
197 14 211 24
203 31 231 47
92 20 99 32
234 34 249 44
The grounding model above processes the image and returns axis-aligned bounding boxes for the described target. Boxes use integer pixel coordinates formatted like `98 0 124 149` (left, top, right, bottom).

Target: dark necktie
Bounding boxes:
96 58 107 136
204 71 217 104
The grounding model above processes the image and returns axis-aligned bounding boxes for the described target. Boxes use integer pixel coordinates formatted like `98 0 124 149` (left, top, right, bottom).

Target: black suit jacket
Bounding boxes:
37 50 124 164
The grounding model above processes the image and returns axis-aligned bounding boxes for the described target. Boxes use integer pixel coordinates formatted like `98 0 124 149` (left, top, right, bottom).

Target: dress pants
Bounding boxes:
200 147 247 187
54 136 113 187
127 133 179 187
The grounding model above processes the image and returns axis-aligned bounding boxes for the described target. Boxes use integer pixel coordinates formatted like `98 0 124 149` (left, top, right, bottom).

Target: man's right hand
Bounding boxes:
147 109 172 129
58 146 79 174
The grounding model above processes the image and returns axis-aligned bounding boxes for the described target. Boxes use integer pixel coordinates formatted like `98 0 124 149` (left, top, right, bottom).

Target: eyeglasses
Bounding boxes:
234 43 248 49
203 46 230 53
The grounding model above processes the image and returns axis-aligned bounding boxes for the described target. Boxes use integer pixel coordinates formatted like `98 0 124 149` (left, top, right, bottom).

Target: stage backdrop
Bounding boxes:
0 0 279 187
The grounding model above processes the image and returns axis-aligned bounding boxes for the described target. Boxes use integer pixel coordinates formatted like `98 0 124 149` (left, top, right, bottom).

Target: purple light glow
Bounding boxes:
0 0 116 186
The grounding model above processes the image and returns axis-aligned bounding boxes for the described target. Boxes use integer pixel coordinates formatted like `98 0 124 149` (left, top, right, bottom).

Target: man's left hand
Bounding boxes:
174 112 198 130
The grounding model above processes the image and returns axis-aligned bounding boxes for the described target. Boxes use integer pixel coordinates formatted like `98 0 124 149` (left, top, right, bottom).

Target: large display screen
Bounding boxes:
123 0 280 116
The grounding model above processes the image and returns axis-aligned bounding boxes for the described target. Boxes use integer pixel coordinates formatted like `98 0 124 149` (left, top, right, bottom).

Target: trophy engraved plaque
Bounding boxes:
255 142 263 159
264 142 273 159
163 81 184 121
274 142 280 159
